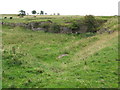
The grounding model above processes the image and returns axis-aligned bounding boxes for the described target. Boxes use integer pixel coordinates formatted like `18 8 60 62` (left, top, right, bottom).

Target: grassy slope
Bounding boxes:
2 16 118 88
98 17 118 32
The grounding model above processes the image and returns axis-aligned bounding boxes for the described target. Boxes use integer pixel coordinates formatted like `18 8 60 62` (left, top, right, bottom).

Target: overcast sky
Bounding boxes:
0 0 119 16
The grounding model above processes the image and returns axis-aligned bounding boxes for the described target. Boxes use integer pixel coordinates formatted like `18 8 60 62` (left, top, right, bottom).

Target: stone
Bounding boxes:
58 54 68 59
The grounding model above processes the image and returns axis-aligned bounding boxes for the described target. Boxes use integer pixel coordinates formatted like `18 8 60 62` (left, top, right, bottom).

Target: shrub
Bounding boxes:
40 22 51 32
32 22 40 28
10 17 13 19
69 21 80 30
4 17 7 19
40 23 50 29
84 15 98 32
69 20 85 33
49 23 61 33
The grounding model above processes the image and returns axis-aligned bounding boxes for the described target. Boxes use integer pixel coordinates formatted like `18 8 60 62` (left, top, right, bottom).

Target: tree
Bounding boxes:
32 10 37 15
40 11 44 15
57 13 60 15
19 10 26 17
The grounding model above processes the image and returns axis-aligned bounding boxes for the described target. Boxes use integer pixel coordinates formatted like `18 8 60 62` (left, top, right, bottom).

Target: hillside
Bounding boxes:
1 15 114 33
2 16 118 88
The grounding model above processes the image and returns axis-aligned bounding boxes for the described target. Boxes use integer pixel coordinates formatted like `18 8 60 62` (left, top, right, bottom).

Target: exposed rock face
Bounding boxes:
2 21 88 34
2 22 45 31
97 27 109 34
71 25 88 34
77 25 88 33
60 27 72 33
32 27 45 31
97 27 115 34
60 25 88 34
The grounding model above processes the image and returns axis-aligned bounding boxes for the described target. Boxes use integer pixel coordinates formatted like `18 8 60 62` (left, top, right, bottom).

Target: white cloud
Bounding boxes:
0 0 119 15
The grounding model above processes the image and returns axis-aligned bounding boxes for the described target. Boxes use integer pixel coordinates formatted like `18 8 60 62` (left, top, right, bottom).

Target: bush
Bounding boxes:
4 17 7 19
69 21 80 30
10 17 13 19
40 23 50 29
32 22 40 28
40 23 51 32
69 20 85 33
84 15 98 32
49 23 61 33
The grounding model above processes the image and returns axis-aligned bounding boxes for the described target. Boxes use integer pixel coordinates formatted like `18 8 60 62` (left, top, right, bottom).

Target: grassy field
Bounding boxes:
1 15 82 23
1 14 114 24
2 15 118 88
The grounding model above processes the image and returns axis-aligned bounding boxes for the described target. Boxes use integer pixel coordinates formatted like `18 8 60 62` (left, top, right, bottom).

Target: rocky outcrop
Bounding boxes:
60 27 72 33
2 21 89 34
2 22 47 31
2 21 90 34
71 25 88 34
32 27 45 31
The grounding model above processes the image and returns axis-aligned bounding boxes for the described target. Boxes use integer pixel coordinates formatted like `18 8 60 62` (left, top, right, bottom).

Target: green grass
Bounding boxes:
1 15 83 24
1 14 114 25
2 24 118 88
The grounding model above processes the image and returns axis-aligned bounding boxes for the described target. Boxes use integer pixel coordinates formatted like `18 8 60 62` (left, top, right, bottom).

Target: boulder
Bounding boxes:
60 27 72 33
32 27 45 31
